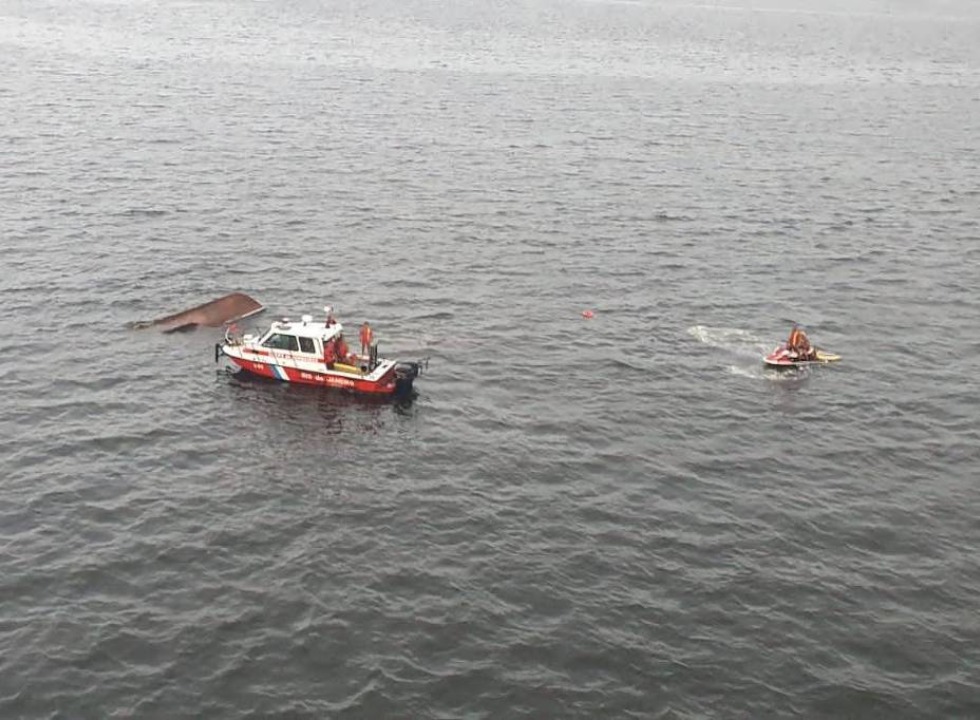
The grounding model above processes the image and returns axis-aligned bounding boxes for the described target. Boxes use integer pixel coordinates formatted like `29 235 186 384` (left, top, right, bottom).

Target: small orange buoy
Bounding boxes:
581 309 595 319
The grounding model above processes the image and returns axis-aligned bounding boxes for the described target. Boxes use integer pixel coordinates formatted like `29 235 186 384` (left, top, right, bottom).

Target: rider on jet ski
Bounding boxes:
787 324 815 360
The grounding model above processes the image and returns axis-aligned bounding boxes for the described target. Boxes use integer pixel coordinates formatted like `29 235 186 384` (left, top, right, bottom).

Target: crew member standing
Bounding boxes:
323 336 336 368
359 321 373 356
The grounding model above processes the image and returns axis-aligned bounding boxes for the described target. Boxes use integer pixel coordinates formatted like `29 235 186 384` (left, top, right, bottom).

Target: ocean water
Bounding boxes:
2 0 979 717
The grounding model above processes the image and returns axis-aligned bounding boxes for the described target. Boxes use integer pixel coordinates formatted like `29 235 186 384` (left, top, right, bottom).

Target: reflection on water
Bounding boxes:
221 367 419 436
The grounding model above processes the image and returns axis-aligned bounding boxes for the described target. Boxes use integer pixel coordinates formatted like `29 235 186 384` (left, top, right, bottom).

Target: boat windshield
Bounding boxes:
262 333 299 351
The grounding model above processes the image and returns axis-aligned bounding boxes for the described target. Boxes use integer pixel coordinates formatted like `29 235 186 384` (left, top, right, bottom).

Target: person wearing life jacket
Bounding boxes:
787 324 814 360
359 321 373 356
323 336 337 368
335 334 350 363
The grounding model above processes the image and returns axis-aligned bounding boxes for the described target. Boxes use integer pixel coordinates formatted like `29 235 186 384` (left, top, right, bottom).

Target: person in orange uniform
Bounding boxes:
359 321 373 356
335 334 350 364
323 337 336 368
786 324 814 360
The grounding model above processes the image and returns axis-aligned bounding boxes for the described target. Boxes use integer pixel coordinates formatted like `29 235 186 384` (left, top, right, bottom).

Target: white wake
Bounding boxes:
687 325 773 359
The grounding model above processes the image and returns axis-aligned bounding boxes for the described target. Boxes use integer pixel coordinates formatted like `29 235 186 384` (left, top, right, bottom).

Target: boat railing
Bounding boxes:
223 324 245 345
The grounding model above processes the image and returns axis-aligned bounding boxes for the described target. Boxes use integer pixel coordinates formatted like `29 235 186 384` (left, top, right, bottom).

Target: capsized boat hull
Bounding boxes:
134 292 265 332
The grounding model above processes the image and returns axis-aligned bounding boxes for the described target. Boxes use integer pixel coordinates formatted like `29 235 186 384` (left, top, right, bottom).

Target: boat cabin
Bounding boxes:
249 315 342 358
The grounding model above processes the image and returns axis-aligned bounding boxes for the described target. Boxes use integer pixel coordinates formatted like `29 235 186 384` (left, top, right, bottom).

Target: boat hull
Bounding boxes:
134 292 265 332
228 355 403 394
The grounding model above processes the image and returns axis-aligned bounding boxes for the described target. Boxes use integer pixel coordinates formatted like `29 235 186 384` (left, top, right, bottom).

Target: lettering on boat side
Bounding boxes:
326 377 355 388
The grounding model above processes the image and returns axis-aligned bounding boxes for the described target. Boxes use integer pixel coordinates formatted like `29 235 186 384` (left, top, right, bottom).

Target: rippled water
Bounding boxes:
2 0 980 717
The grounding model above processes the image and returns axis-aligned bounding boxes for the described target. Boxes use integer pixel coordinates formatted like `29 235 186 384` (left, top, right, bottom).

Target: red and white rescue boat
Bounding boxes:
216 312 423 396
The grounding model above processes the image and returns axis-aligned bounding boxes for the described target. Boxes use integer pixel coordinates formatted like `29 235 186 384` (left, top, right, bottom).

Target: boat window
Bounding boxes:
298 337 316 354
263 333 299 351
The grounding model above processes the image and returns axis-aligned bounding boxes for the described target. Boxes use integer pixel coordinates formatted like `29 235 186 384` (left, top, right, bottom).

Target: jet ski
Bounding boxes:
764 343 841 368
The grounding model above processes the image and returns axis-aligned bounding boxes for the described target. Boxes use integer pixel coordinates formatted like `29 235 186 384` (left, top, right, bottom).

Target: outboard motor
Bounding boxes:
394 361 422 396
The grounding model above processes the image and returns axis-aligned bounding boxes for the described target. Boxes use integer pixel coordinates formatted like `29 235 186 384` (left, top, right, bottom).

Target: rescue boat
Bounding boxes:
215 311 423 397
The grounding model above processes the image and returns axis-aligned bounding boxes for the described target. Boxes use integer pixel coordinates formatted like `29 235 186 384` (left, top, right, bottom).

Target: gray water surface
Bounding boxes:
2 0 979 717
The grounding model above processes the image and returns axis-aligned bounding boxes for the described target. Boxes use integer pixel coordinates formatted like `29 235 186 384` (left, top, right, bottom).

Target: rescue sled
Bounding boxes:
764 343 841 368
